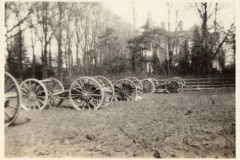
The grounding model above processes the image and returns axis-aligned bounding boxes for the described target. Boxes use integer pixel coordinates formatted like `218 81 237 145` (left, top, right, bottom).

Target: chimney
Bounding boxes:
161 21 165 30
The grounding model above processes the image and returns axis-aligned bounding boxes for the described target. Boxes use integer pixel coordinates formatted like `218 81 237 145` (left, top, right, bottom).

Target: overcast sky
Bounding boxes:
102 0 235 31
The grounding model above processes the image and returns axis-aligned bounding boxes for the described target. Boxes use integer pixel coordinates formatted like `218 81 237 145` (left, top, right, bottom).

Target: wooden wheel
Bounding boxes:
69 77 104 110
5 72 21 127
173 77 186 86
42 78 65 107
165 78 183 94
20 79 48 110
141 79 155 94
114 79 137 101
125 77 143 95
94 76 115 106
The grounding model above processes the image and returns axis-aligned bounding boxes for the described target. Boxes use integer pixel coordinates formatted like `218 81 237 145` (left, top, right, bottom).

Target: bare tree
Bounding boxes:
35 2 54 78
194 2 235 76
28 19 37 78
50 2 75 78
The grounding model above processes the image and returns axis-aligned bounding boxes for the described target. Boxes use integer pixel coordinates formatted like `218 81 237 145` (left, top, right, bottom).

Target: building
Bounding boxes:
139 12 193 74
136 11 233 75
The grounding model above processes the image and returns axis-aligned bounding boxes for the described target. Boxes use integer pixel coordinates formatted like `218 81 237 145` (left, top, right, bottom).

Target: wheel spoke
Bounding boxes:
36 98 45 105
114 87 122 92
52 86 63 91
75 81 84 90
5 84 15 93
35 85 43 93
8 104 17 109
52 80 57 89
23 83 31 92
72 87 84 94
5 93 18 99
21 87 30 95
86 83 93 92
35 101 42 109
25 99 31 107
89 93 101 97
72 95 84 101
89 97 100 109
28 81 33 92
5 76 9 84
89 96 101 102
125 93 134 100
27 99 32 109
87 102 91 110
71 94 83 99
5 111 12 120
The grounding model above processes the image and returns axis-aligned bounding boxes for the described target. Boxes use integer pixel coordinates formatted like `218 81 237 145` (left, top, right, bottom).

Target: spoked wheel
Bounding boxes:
114 79 137 101
125 77 143 95
165 78 183 94
20 79 48 110
4 72 21 127
69 77 104 110
42 78 65 107
141 79 155 94
94 76 115 106
173 77 186 86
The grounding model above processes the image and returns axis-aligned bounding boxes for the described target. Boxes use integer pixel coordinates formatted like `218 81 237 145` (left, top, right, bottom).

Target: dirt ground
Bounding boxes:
5 89 235 158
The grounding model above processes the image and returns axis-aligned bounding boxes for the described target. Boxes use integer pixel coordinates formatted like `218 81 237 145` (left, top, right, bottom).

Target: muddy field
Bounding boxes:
5 89 235 158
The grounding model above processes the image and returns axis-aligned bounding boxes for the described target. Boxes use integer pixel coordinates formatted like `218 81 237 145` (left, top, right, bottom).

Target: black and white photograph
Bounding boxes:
3 0 237 158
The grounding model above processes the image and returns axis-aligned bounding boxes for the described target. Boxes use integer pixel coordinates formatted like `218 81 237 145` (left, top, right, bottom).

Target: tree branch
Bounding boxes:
7 7 33 33
195 2 203 18
212 23 234 59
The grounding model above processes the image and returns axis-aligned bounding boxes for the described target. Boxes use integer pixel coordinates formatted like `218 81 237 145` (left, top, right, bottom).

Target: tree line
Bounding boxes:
5 2 235 80
5 2 133 80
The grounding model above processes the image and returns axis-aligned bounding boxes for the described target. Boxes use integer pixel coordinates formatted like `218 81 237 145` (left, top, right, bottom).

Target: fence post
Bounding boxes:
222 79 225 89
197 79 200 90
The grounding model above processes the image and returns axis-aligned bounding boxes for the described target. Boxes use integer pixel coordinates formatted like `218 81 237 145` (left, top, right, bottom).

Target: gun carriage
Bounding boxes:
141 77 186 94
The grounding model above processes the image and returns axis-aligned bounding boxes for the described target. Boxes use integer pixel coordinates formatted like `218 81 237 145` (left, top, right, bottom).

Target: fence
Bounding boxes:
60 77 235 91
158 78 235 91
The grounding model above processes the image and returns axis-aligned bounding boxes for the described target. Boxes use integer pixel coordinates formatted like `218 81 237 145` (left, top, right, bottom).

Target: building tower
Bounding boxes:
144 11 154 29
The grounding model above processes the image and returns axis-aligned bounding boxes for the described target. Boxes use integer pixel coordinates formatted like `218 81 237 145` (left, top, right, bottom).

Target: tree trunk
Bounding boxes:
57 4 63 79
202 3 211 78
131 54 135 74
18 30 23 80
48 41 52 71
76 43 80 72
42 43 48 79
32 44 35 78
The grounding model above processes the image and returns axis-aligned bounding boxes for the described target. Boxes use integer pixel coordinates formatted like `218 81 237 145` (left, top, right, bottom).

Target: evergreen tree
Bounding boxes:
6 31 30 79
178 39 191 75
152 50 161 75
191 27 207 76
127 35 146 74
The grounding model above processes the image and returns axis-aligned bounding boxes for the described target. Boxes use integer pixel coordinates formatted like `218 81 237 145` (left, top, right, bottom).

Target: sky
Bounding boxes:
102 0 236 31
